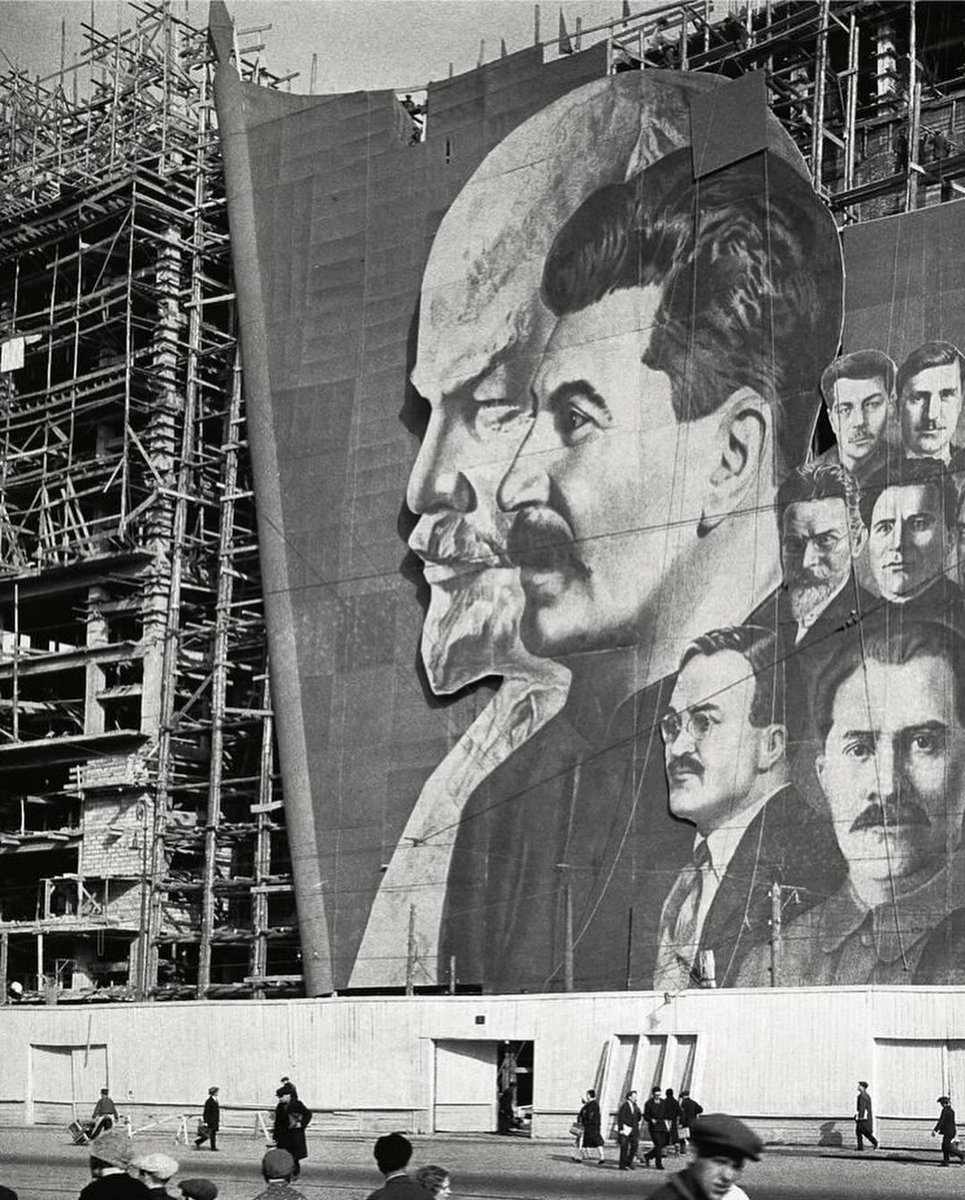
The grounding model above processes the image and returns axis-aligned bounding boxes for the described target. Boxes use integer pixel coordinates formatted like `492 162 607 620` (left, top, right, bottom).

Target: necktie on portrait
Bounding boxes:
653 840 712 992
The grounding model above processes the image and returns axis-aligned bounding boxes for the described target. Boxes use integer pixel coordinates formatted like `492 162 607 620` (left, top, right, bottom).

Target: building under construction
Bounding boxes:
0 1 300 1003
1 0 965 1007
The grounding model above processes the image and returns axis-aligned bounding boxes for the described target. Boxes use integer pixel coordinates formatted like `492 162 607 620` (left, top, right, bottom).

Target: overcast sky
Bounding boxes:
2 0 632 94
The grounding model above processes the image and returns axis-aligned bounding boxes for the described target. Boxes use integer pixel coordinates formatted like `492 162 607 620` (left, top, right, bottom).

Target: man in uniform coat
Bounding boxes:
617 1091 641 1171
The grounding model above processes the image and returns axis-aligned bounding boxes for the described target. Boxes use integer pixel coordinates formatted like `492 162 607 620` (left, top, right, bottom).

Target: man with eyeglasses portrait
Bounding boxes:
653 626 844 991
817 350 895 483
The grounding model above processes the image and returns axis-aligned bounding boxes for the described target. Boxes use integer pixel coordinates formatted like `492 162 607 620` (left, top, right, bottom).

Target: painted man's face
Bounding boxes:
663 649 773 834
827 375 890 473
900 363 963 460
817 654 965 888
781 496 857 622
868 483 944 601
498 287 723 658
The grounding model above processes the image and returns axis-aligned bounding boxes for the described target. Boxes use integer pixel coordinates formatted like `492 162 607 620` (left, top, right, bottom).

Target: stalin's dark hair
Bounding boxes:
541 147 843 476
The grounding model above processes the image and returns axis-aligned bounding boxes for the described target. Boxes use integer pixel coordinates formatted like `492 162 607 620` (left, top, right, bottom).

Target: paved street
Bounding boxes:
3 1128 965 1200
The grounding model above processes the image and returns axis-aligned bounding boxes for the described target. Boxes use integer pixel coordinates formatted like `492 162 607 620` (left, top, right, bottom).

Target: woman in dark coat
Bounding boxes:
273 1085 313 1177
577 1089 605 1164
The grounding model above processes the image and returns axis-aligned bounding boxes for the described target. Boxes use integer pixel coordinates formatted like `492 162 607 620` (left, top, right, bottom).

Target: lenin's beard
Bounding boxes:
413 512 542 695
786 564 844 623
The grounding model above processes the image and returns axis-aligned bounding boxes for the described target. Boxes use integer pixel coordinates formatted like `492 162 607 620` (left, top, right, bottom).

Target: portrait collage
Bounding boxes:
225 61 965 996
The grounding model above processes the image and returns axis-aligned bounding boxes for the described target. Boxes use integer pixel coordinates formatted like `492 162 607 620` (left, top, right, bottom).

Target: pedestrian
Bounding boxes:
679 1091 704 1146
577 1089 605 1165
854 1081 878 1151
90 1088 119 1139
647 1113 763 1200
414 1166 451 1197
78 1131 151 1200
570 1095 585 1161
617 1089 641 1170
664 1089 682 1155
366 1133 428 1200
497 1084 516 1134
272 1084 313 1178
933 1096 965 1165
177 1182 218 1200
130 1154 179 1199
250 1150 305 1200
643 1086 668 1169
194 1086 220 1152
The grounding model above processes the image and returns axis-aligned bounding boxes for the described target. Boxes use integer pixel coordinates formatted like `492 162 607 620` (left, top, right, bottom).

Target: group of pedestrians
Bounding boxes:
572 1085 703 1169
189 1078 312 1177
854 1080 965 1167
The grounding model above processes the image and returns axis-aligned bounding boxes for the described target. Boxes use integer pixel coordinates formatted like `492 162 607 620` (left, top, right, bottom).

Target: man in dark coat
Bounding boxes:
648 1114 763 1200
933 1097 965 1165
617 1090 641 1171
79 1131 151 1200
366 1134 429 1200
679 1092 703 1143
642 1088 668 1169
194 1087 220 1152
273 1085 312 1178
664 1089 683 1154
854 1082 878 1151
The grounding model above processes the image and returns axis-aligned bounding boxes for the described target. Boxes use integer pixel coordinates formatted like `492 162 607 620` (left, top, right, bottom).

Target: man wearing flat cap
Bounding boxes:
647 1113 763 1200
131 1154 178 1199
79 1131 151 1200
933 1097 965 1166
250 1150 305 1200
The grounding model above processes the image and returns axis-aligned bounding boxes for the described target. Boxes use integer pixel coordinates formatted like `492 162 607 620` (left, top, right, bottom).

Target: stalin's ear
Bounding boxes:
698 389 770 535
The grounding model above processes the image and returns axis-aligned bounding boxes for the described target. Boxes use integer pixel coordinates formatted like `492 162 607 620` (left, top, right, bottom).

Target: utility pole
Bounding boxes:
563 878 574 991
405 903 416 995
769 882 783 987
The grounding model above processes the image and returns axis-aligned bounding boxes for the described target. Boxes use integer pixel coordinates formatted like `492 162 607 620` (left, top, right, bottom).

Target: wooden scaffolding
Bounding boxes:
0 0 300 1002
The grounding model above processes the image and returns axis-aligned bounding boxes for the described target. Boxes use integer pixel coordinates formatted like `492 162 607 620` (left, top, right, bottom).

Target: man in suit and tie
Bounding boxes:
617 1090 642 1171
654 625 844 991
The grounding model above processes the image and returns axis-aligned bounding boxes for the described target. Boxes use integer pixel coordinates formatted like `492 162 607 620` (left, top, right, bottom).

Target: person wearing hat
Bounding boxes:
131 1154 179 1199
647 1113 763 1200
178 1180 218 1200
250 1149 306 1200
854 1082 878 1151
193 1087 220 1152
933 1096 965 1165
79 1130 151 1200
272 1084 313 1178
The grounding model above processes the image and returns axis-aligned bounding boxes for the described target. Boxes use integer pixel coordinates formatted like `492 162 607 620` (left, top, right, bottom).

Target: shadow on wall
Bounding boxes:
818 1120 844 1147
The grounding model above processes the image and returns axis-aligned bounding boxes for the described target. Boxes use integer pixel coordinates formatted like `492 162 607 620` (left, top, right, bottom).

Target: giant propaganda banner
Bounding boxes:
212 4 965 996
